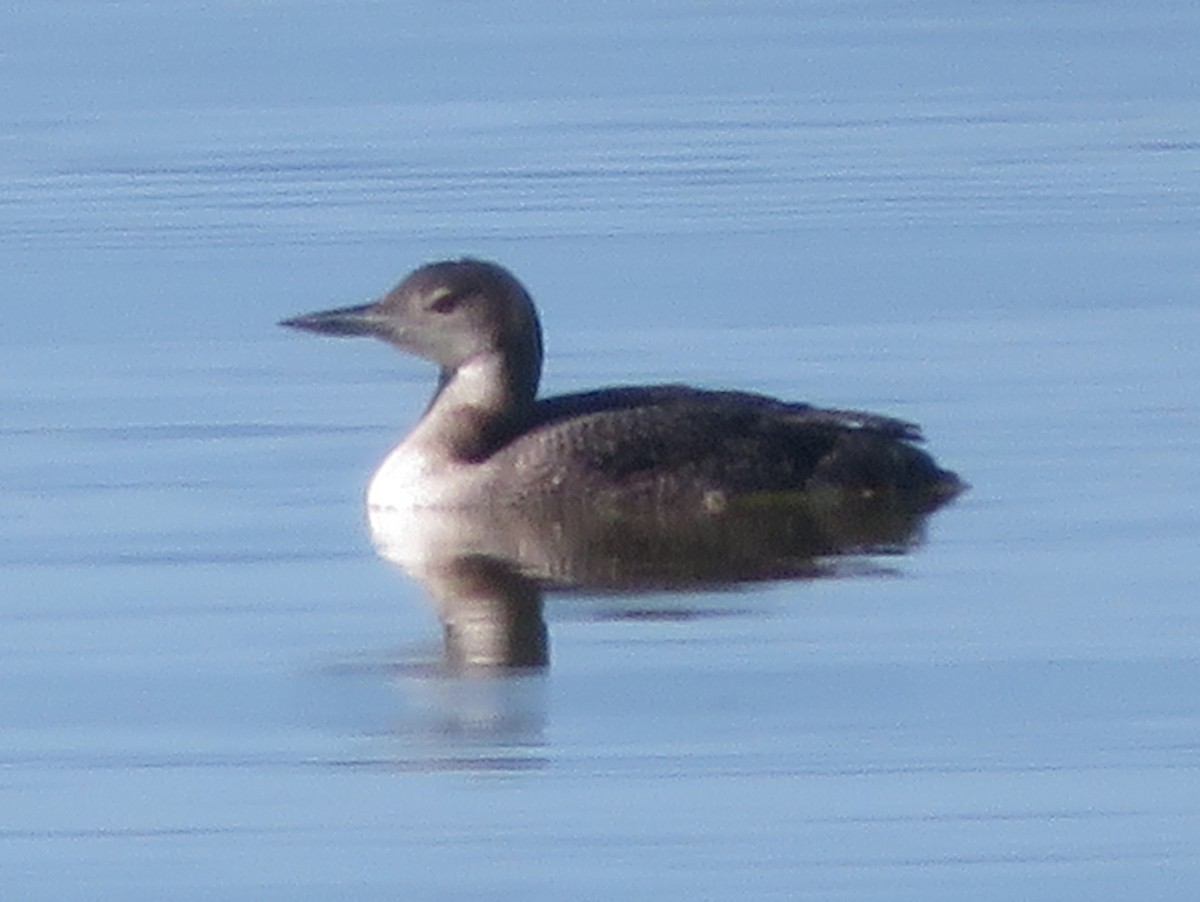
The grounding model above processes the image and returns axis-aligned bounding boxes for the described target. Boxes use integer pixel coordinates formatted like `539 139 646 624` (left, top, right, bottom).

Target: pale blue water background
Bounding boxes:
3 1 1200 899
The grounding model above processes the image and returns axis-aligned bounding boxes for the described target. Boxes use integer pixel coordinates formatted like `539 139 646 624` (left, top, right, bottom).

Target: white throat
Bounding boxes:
366 353 522 511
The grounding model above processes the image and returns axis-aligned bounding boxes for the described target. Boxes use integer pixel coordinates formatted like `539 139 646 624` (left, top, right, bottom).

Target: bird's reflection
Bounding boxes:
369 490 956 672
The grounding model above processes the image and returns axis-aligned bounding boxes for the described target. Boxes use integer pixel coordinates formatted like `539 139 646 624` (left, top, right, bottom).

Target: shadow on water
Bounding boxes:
340 489 961 771
369 489 961 673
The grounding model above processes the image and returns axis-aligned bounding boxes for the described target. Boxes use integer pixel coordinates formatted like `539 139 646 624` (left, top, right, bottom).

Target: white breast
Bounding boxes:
366 444 443 510
366 439 499 511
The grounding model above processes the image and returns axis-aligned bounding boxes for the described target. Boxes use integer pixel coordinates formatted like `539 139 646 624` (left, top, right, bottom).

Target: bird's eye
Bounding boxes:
428 289 462 314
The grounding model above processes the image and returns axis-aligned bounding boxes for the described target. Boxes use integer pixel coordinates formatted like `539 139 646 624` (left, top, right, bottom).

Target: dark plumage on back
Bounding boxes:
491 384 955 506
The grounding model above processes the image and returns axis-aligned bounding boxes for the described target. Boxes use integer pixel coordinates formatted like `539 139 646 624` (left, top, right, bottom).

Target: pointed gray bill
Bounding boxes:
278 303 388 338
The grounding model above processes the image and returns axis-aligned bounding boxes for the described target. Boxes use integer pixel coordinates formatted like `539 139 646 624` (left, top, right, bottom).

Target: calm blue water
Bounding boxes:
3 2 1199 899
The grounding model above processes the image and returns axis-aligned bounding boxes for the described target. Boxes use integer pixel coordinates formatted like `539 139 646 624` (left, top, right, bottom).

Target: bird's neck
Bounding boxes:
411 352 538 462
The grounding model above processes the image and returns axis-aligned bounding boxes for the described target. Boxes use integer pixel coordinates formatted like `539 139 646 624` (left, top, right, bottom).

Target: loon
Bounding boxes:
281 259 963 512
